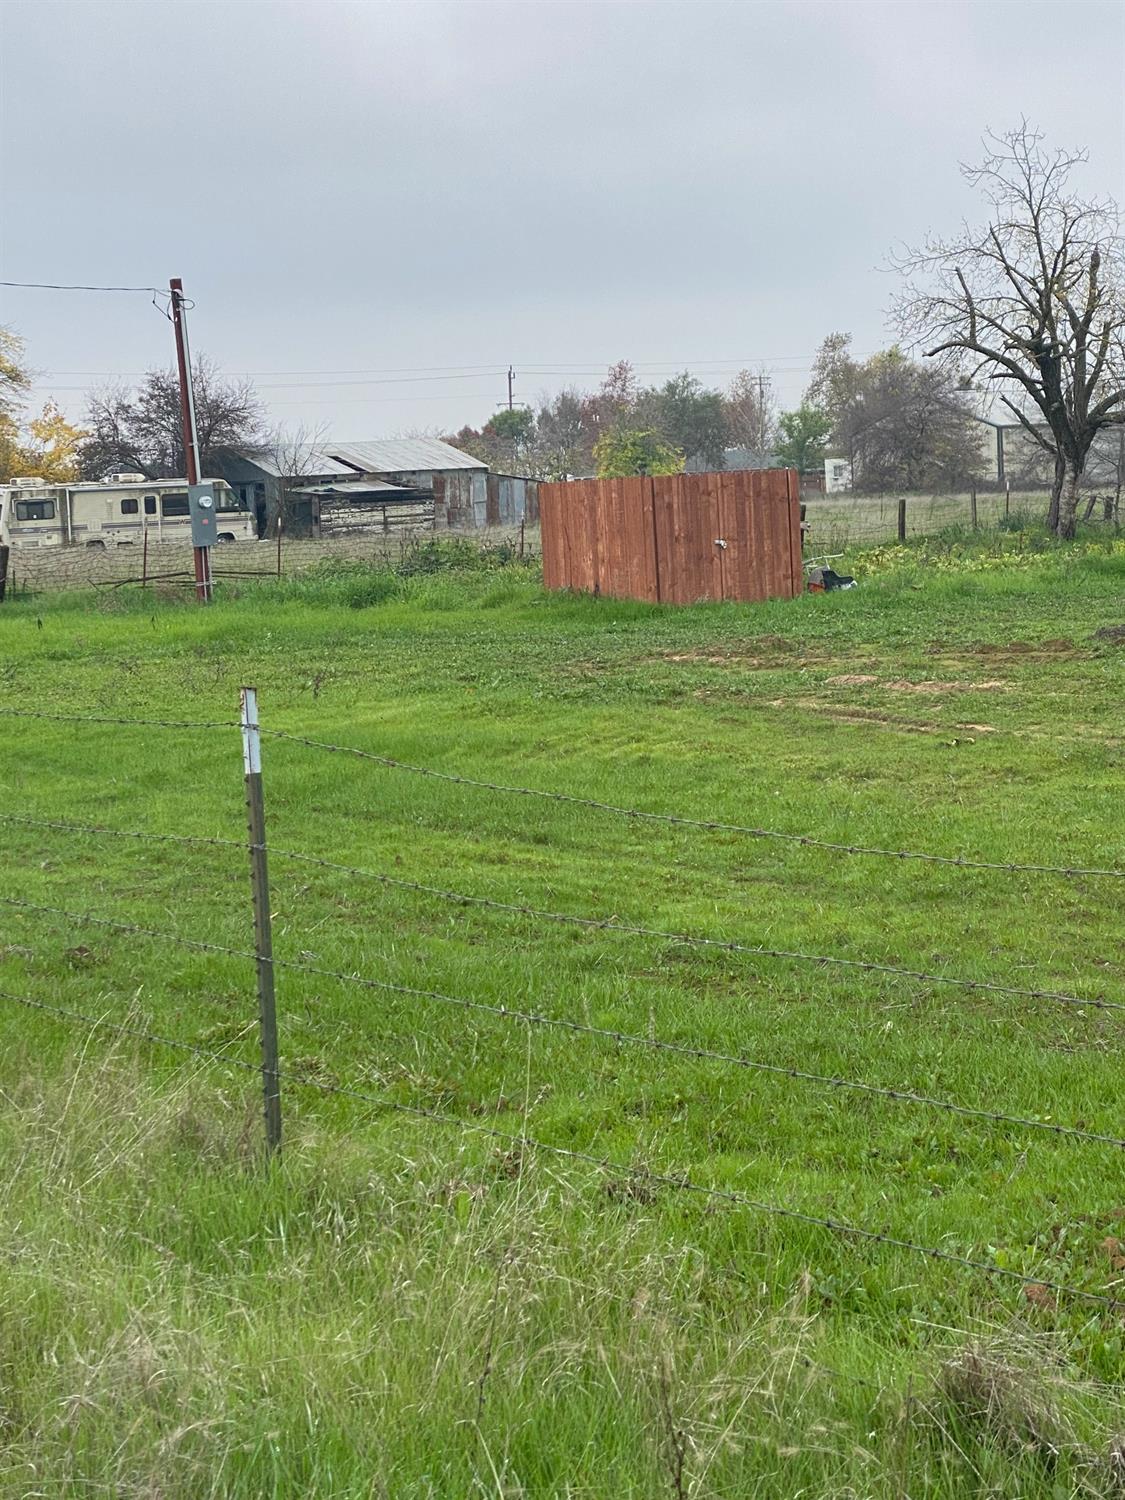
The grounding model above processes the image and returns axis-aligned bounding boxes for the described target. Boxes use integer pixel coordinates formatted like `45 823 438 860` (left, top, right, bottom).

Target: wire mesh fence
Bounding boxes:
802 485 1122 553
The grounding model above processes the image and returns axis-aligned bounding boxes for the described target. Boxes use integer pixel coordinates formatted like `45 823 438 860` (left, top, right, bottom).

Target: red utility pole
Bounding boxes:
169 277 211 602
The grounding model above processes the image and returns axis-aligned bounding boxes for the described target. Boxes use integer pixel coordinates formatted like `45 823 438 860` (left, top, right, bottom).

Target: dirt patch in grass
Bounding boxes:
767 698 999 735
652 637 835 670
656 649 819 670
933 638 1087 661
825 675 1009 694
885 678 1007 695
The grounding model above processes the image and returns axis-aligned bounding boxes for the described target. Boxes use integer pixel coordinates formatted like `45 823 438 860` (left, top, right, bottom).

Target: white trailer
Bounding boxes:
0 472 255 549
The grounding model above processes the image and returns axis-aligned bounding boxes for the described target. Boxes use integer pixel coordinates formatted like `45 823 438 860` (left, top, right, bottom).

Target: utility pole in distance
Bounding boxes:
507 365 515 411
757 372 769 462
169 277 211 602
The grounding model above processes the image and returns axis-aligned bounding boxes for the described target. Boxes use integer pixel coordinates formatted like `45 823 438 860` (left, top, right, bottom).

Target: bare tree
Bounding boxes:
806 335 981 491
80 357 264 479
893 124 1125 537
725 367 778 461
533 387 591 478
838 352 982 492
259 421 333 534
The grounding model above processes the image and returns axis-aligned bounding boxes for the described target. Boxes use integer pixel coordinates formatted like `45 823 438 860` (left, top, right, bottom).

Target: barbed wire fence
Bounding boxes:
0 698 1123 1316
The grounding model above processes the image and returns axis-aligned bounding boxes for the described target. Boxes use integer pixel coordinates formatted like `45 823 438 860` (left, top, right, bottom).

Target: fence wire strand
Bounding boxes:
3 711 1118 881
0 708 236 731
260 855 1125 1016
3 808 1120 1019
1 817 1120 1016
258 729 1125 882
0 981 1118 1313
2 891 1122 1150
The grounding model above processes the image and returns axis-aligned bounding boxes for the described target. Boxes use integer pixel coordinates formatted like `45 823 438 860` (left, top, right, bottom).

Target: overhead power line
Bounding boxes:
25 350 876 388
0 280 164 294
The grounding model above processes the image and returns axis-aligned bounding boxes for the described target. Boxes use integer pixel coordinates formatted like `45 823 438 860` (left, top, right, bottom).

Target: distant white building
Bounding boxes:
824 457 852 493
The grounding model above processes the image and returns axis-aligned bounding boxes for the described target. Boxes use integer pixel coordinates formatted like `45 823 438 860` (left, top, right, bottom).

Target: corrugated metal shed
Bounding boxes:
330 438 485 473
293 478 414 497
241 445 355 478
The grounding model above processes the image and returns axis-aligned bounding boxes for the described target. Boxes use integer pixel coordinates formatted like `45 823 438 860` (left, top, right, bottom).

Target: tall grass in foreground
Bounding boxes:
1 1039 1123 1498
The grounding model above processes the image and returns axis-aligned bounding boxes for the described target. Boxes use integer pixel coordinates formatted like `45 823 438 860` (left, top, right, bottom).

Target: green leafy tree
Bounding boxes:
446 408 538 474
639 372 728 468
776 403 832 471
593 428 684 477
483 407 535 471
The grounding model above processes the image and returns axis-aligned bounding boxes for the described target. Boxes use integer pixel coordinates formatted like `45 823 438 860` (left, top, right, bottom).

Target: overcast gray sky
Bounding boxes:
2 0 1123 439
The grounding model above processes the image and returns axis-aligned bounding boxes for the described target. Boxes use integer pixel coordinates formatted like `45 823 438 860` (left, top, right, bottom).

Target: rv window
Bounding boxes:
121 498 139 515
160 494 190 517
144 495 157 515
15 500 56 522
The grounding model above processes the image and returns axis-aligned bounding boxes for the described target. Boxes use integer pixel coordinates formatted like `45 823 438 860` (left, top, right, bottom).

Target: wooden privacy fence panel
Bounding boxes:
540 476 661 600
540 469 801 604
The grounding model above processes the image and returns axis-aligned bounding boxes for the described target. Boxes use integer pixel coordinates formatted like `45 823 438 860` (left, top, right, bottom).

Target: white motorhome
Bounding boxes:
0 472 255 549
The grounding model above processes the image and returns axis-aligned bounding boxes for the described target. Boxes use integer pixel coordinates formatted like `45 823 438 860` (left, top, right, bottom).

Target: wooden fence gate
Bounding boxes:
539 470 802 604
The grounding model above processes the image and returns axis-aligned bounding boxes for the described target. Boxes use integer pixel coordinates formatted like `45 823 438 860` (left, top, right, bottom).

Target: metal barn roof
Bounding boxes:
238 445 355 478
330 438 484 472
234 437 483 478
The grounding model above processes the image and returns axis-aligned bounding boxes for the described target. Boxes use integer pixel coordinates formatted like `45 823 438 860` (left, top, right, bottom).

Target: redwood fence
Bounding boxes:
539 470 802 604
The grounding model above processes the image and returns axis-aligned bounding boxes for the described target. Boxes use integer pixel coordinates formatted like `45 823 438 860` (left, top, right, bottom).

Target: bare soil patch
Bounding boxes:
825 675 1009 694
767 698 999 736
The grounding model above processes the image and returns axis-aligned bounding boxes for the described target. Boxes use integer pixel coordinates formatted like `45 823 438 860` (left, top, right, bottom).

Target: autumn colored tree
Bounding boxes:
0 326 32 480
22 401 86 482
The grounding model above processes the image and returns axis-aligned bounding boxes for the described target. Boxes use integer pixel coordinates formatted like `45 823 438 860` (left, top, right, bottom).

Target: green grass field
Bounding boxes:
1 539 1124 1497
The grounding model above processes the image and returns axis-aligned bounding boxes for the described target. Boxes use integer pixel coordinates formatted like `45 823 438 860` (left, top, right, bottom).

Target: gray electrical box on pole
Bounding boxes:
188 483 219 548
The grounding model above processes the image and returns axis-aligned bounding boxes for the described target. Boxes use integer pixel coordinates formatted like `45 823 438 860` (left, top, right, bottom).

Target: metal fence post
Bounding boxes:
897 495 907 543
240 686 281 1155
0 545 9 604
